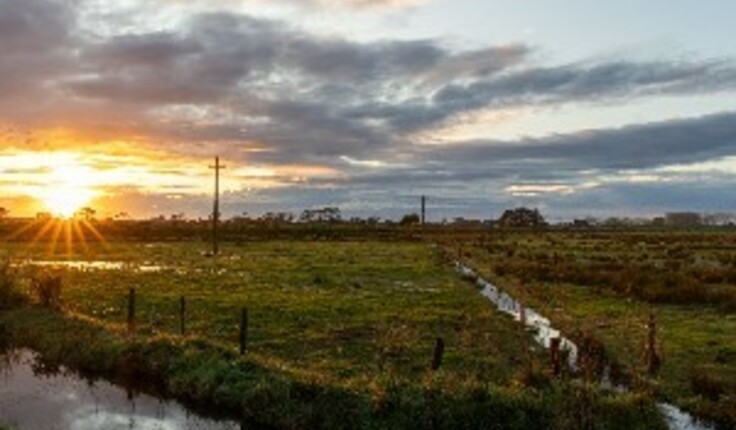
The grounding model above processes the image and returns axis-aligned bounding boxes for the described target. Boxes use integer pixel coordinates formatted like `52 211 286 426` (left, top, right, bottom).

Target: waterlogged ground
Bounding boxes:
455 260 716 430
0 349 241 430
0 241 536 388
450 231 736 427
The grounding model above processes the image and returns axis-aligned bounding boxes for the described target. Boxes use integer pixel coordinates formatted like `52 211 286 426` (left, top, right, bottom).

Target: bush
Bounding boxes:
30 274 62 308
0 261 24 308
690 367 727 401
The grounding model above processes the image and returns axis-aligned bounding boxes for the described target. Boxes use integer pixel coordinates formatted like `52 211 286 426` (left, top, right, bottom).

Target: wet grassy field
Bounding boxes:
2 228 719 428
448 229 736 426
2 240 537 390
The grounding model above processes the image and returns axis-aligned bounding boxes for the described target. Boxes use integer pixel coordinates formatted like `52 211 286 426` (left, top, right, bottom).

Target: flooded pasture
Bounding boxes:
20 260 164 273
0 349 242 430
454 261 716 430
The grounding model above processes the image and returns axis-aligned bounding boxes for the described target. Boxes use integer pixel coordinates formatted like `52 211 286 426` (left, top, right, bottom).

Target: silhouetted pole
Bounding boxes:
421 195 426 225
209 157 226 255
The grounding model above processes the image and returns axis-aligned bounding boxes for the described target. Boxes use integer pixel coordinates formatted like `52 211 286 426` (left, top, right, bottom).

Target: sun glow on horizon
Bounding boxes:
36 163 99 219
1 147 329 219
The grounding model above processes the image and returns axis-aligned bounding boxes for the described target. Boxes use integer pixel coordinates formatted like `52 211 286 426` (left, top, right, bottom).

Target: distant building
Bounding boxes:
449 217 485 228
665 212 702 227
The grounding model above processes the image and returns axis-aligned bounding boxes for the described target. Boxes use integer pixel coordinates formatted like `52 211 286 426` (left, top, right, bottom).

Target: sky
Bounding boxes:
1 0 736 221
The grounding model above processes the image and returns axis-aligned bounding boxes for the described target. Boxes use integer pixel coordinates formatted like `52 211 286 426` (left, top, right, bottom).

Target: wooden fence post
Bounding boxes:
431 337 445 371
240 308 248 355
127 288 136 333
180 296 186 336
646 312 661 375
550 337 562 377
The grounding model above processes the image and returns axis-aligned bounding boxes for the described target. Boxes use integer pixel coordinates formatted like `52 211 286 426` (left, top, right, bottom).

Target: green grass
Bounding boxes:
3 240 537 388
453 230 736 427
0 300 665 430
0 238 669 429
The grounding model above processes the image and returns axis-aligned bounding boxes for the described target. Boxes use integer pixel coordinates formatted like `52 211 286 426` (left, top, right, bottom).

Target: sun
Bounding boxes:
37 164 99 218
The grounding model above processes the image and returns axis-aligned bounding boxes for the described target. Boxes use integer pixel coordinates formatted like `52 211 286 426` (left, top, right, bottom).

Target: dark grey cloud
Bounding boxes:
0 0 75 54
425 111 736 172
0 0 77 100
540 180 736 219
51 10 534 160
296 112 736 193
434 61 730 106
383 60 736 132
68 12 528 107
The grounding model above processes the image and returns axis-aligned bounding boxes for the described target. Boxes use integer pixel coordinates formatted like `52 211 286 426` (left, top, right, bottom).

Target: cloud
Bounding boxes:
325 0 424 7
3 0 736 217
0 0 77 102
293 111 736 213
385 60 736 132
422 111 736 173
175 0 427 9
6 1 735 164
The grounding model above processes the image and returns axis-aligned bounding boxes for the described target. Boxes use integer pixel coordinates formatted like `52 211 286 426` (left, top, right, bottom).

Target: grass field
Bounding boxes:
0 234 670 429
447 229 736 426
3 240 538 387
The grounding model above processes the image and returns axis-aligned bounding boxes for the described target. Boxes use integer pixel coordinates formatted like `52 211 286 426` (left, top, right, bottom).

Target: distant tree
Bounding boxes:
75 207 96 221
399 213 420 226
498 207 546 228
0 207 8 219
299 207 341 223
114 211 130 220
321 207 341 223
261 212 294 223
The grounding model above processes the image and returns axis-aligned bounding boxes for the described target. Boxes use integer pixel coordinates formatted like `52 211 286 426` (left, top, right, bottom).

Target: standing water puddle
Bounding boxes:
0 349 241 430
19 260 164 273
454 261 716 430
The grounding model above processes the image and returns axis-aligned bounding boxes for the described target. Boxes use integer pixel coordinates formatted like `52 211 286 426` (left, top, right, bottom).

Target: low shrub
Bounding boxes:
30 274 62 308
0 261 25 309
691 369 726 401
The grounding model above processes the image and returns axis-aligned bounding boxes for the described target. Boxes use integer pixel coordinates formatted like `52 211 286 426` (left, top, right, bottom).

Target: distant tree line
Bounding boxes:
1 203 735 229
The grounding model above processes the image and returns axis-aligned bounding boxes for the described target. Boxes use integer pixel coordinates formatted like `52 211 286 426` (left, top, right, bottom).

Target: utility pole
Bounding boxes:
421 195 427 226
209 156 226 255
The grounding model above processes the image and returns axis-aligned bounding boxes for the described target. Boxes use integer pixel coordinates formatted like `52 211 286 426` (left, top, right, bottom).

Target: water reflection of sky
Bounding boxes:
0 350 240 430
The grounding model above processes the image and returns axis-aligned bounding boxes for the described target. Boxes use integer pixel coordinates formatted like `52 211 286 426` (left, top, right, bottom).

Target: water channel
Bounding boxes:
454 261 715 430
